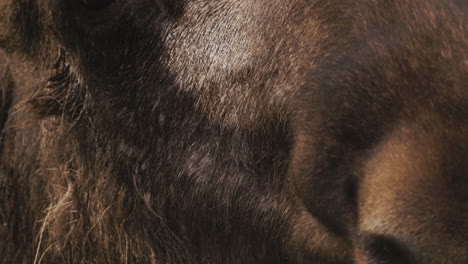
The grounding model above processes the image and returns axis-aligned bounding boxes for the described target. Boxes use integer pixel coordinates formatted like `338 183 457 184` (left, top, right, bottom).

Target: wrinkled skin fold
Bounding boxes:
0 0 467 263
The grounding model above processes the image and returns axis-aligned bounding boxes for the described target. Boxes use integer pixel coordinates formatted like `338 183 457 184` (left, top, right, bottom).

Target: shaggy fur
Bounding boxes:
0 0 466 263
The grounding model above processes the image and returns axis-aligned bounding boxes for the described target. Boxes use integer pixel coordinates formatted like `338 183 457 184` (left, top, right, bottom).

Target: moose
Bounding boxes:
0 0 466 263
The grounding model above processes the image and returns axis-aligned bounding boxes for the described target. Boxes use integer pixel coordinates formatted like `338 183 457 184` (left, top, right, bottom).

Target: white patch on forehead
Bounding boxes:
164 1 259 86
159 1 319 128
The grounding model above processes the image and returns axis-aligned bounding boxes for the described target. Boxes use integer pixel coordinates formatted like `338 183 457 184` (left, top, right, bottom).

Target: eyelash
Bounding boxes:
82 0 115 10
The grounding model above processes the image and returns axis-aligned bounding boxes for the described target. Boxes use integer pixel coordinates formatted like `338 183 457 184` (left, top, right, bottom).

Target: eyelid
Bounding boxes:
82 0 114 10
358 233 414 264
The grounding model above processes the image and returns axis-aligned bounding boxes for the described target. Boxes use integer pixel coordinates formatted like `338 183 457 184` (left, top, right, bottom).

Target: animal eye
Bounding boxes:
82 0 115 10
359 234 412 264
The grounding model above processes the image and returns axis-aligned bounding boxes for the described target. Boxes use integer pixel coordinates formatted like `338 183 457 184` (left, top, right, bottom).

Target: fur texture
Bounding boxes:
0 0 466 263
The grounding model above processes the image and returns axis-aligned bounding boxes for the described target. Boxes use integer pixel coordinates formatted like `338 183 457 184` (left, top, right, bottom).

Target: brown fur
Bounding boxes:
0 0 466 263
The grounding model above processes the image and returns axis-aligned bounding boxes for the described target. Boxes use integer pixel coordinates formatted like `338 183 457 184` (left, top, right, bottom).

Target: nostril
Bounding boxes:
358 234 413 264
82 0 114 10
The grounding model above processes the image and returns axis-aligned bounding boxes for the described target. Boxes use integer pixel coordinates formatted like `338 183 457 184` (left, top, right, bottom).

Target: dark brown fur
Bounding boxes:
0 0 466 263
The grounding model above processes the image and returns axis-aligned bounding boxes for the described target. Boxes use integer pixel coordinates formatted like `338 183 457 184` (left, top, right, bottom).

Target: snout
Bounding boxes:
357 125 468 264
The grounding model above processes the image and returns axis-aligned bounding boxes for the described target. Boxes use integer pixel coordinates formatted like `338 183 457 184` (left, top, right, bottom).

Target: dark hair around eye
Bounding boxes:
358 233 414 264
82 0 115 10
